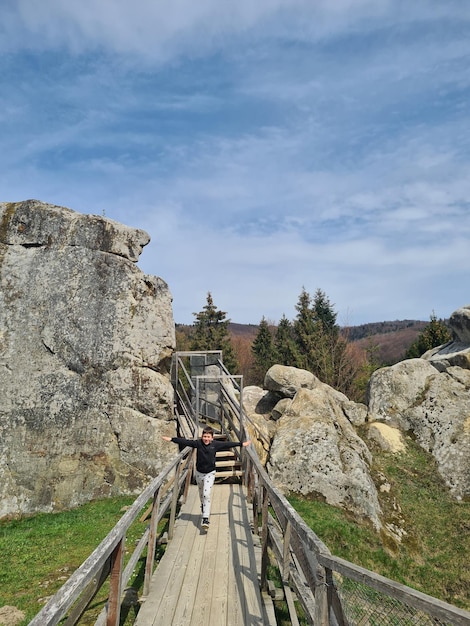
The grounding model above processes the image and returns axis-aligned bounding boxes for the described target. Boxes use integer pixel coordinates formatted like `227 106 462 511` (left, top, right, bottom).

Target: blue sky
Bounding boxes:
2 0 470 325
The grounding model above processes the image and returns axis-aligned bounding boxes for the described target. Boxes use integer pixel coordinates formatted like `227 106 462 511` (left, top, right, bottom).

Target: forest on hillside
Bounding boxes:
175 290 451 402
177 318 429 371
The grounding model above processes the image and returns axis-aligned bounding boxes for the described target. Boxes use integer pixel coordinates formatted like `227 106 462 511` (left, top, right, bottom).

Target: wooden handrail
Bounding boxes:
29 351 470 626
243 444 470 626
28 447 193 626
172 351 470 626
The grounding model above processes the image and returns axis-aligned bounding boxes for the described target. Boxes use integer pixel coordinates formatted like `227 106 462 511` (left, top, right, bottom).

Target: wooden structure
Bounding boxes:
134 482 274 626
29 351 470 626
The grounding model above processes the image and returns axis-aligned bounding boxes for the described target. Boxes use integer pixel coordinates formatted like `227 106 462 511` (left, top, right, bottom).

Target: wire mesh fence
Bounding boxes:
333 573 452 626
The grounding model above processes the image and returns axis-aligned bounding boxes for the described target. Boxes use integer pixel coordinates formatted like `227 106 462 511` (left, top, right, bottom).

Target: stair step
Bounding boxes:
215 469 243 478
215 459 240 468
216 450 237 458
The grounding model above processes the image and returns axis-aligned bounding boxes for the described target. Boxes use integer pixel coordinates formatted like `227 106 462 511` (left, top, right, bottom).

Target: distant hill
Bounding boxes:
227 319 429 366
347 321 428 365
344 319 428 341
177 319 430 367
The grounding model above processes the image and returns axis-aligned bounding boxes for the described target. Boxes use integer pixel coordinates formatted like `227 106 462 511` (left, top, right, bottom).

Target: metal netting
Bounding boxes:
332 572 451 626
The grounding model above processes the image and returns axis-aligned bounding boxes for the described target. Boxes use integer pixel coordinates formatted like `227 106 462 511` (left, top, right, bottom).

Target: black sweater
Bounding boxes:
170 437 243 473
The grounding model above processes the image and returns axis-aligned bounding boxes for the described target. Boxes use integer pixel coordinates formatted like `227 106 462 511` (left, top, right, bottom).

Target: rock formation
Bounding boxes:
243 306 470 530
245 365 380 528
0 200 176 519
367 305 470 500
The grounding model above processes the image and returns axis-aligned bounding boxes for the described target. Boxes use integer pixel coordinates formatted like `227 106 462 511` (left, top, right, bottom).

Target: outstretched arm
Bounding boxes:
242 440 251 447
162 435 198 448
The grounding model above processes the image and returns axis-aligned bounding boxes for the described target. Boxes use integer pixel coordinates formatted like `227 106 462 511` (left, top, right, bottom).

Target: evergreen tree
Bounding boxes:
406 313 451 358
312 288 338 333
293 287 319 371
275 314 298 366
291 286 356 394
190 292 239 372
251 317 276 384
310 288 347 387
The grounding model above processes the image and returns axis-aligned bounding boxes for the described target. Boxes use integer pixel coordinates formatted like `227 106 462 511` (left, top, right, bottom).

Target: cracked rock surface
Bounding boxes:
0 200 175 518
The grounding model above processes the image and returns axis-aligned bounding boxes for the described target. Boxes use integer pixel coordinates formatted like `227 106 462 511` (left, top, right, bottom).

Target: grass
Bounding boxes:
1 438 468 624
288 437 470 612
0 496 153 625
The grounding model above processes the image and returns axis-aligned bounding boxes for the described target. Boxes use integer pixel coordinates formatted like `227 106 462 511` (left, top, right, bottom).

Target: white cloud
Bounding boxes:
1 0 469 325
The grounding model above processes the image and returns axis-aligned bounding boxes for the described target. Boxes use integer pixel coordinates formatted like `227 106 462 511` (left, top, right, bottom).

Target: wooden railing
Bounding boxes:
28 447 194 626
243 446 470 626
172 352 470 625
28 352 470 626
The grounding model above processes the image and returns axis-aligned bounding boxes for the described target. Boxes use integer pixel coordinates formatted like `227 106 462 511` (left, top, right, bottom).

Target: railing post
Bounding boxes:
325 567 347 626
168 460 182 540
239 383 244 441
251 463 259 537
143 486 162 597
246 456 254 499
314 564 329 626
106 538 125 626
260 485 269 592
183 449 194 501
282 520 292 583
195 377 200 437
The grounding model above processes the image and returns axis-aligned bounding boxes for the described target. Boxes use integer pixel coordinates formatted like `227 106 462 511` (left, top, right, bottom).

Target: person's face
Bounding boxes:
202 432 214 445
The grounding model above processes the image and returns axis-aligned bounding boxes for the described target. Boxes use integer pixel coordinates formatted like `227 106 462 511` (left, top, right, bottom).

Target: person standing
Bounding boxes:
162 426 251 528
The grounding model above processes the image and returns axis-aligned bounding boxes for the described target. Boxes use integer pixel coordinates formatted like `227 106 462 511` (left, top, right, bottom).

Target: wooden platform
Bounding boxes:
134 483 276 626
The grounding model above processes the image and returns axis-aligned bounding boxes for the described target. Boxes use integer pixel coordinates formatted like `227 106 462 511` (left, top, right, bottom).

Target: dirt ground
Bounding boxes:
0 606 25 626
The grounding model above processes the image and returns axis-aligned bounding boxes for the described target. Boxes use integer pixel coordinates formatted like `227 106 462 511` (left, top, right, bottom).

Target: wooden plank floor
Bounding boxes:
134 483 273 626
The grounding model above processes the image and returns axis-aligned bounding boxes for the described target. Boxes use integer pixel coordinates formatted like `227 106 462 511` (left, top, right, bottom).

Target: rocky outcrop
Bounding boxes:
264 364 320 398
0 200 176 519
245 309 470 530
367 359 470 500
366 306 470 500
245 365 382 529
421 304 470 371
268 386 382 529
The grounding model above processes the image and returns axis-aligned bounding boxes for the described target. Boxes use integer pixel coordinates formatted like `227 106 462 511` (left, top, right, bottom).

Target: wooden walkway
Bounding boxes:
134 482 276 626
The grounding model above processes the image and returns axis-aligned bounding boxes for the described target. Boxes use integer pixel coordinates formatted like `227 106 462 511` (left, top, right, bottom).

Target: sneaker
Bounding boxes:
202 517 210 528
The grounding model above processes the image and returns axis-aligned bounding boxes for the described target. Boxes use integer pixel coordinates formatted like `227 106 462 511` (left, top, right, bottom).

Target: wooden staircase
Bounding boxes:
214 433 243 481
215 448 243 480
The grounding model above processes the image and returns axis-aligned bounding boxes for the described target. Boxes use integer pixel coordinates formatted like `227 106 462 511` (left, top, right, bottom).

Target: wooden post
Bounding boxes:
282 520 292 582
183 451 194 501
326 567 347 626
143 486 162 597
251 469 259 536
260 485 269 592
314 564 329 626
168 460 182 540
106 539 125 626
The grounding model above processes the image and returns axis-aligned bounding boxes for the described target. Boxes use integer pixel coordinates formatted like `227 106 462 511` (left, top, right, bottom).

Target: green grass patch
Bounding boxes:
288 438 470 611
0 496 152 625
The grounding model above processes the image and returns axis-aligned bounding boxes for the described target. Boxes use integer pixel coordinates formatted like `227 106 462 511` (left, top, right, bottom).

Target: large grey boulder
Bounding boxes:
0 200 176 518
267 386 382 529
248 365 381 527
264 364 320 398
449 305 470 343
367 359 470 499
422 304 470 371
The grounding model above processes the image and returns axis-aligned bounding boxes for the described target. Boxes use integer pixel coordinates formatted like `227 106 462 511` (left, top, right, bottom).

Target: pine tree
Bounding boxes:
312 288 337 333
310 288 345 387
251 317 276 384
274 315 298 366
291 287 357 394
293 287 319 371
190 292 239 373
406 313 452 358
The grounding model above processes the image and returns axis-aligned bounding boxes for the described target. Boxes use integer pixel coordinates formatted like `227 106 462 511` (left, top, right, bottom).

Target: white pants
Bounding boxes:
195 470 216 518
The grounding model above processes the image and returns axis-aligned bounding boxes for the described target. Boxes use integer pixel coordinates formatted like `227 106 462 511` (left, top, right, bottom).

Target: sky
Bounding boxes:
2 0 470 326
